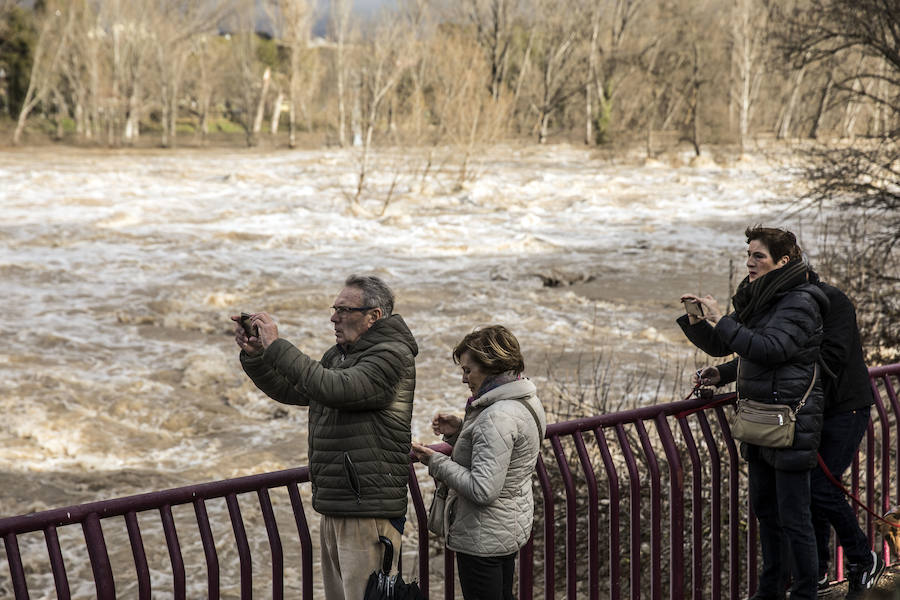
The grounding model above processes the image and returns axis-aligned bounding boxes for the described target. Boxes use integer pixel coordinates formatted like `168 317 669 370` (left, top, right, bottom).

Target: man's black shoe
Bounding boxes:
846 550 885 596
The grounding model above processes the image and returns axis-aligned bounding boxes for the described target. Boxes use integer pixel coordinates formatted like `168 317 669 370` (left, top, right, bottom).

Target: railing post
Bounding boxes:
82 513 116 600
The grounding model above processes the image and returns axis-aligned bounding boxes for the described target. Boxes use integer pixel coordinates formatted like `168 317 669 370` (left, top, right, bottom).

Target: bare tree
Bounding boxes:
13 0 73 145
461 0 515 101
781 0 900 248
729 0 772 154
522 0 587 144
584 0 644 145
330 0 352 147
147 0 226 148
350 12 417 203
427 23 512 183
279 0 314 148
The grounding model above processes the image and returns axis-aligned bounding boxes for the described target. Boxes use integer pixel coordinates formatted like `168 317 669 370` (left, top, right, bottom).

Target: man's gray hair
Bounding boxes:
345 274 394 318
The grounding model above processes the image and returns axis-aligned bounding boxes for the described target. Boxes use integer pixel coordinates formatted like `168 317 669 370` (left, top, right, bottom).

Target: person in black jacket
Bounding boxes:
678 226 828 600
807 269 883 595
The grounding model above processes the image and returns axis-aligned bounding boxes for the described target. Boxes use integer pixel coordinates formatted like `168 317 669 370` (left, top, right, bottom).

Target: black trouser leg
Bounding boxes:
456 551 517 600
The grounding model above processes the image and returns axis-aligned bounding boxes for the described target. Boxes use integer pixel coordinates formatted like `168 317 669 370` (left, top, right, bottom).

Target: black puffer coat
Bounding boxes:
241 314 418 518
808 272 874 416
677 282 829 470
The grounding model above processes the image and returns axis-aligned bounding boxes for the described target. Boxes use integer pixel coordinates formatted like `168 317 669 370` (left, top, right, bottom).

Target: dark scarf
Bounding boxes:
465 371 521 409
731 258 808 323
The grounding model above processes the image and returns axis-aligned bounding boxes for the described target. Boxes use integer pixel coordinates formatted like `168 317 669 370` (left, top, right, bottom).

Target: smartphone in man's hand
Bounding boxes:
239 312 258 337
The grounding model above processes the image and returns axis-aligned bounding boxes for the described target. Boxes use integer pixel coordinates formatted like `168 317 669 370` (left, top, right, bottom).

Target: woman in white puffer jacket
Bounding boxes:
412 325 546 600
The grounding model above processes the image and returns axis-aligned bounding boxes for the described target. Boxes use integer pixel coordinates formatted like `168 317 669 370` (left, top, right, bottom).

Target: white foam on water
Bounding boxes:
0 145 831 522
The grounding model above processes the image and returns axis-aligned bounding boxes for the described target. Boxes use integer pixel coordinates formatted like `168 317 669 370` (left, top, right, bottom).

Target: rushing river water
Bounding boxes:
0 143 823 596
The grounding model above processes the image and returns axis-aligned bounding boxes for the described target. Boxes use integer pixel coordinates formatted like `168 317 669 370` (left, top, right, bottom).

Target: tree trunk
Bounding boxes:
53 88 66 140
538 110 550 144
289 43 299 149
199 93 210 146
809 74 832 139
252 67 271 139
271 90 284 135
124 82 140 145
584 84 592 146
169 81 179 149
161 81 170 148
777 63 806 140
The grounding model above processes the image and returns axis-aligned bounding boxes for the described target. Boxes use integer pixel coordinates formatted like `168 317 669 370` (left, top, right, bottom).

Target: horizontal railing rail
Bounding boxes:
1 363 898 599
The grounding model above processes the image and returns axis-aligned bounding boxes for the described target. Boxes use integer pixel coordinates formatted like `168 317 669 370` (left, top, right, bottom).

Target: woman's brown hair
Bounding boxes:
452 325 525 375
745 225 803 263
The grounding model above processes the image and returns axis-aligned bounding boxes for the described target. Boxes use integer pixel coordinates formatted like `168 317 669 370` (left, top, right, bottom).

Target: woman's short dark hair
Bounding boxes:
452 325 525 375
345 274 394 317
745 226 802 263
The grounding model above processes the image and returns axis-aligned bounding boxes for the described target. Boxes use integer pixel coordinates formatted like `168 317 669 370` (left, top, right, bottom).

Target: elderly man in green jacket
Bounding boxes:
234 275 418 600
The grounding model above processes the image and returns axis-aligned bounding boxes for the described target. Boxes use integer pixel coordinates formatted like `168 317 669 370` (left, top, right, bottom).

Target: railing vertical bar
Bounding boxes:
226 493 253 600
713 404 742 600
868 417 880 548
877 375 900 528
4 533 29 599
696 412 723 600
159 505 186 599
82 513 115 599
43 526 71 600
595 427 621 600
844 449 860 581
518 532 535 600
655 414 685 600
287 483 313 600
869 376 888 546
676 415 704 600
123 511 151 600
615 423 642 600
257 489 284 600
635 419 663 600
407 462 430 599
443 548 455 600
535 453 555 600
193 497 220 600
883 374 900 567
573 431 600 600
550 434 578 600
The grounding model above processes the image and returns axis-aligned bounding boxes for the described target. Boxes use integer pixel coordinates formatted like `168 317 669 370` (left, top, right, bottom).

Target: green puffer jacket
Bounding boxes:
240 314 418 518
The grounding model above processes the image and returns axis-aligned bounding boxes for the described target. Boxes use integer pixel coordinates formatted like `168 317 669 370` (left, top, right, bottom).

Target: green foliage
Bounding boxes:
256 35 281 71
0 6 38 117
58 116 75 133
212 117 243 133
593 98 612 145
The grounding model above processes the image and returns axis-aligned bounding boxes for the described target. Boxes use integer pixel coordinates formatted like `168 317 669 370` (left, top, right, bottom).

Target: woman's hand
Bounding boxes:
411 442 436 465
692 366 721 387
680 294 704 325
696 295 723 325
431 413 462 437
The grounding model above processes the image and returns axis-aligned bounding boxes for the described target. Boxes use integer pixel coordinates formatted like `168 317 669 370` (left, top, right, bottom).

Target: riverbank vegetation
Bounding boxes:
0 0 892 153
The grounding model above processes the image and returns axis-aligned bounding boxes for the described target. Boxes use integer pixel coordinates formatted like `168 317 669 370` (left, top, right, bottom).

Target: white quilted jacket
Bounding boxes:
428 378 546 557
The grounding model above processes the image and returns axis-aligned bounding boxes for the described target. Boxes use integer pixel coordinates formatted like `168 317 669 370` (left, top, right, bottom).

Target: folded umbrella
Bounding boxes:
363 535 425 600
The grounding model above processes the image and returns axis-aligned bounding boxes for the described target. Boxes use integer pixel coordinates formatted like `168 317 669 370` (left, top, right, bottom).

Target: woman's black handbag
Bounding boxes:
729 363 817 448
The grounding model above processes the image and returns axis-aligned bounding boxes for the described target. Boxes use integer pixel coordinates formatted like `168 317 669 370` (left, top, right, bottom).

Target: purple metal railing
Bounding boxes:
1 363 898 599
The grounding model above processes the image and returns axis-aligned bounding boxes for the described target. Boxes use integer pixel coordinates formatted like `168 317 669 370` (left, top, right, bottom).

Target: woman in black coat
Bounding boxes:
678 226 829 600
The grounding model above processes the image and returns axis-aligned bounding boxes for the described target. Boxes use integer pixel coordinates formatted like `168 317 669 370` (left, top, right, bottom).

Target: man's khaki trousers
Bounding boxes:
320 515 403 600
